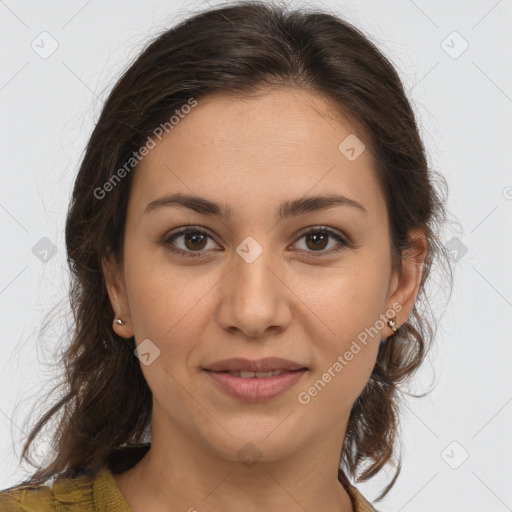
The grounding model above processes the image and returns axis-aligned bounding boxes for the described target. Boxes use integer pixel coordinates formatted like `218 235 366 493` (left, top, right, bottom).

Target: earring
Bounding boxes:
387 319 398 333
114 318 126 325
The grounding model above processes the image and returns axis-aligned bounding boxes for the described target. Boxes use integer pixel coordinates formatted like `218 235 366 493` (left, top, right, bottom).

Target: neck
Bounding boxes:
113 443 355 511
112 401 355 512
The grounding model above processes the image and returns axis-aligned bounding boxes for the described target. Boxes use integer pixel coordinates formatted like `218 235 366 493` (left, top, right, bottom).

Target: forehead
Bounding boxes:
130 88 384 221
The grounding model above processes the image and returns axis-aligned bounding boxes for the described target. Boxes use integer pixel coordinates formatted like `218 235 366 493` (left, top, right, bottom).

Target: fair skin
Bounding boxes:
103 87 426 512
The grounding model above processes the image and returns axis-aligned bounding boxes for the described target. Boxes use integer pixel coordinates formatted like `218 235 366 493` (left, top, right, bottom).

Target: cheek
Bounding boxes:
133 282 205 333
124 267 213 410
291 259 388 395
124 249 216 355
294 279 383 415
293 260 389 342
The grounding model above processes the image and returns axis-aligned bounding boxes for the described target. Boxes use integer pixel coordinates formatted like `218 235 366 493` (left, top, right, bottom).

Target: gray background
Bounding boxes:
1 1 511 510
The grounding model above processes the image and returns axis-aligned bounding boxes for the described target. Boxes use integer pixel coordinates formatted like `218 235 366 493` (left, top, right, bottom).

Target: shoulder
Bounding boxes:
0 481 53 511
0 471 97 511
0 446 148 512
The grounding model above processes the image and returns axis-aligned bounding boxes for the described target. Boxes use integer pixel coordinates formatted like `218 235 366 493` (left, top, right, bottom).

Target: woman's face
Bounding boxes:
104 87 420 464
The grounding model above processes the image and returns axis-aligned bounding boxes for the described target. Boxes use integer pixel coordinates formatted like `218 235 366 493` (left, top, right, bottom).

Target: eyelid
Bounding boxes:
292 225 349 244
162 226 221 257
290 225 351 257
162 225 351 258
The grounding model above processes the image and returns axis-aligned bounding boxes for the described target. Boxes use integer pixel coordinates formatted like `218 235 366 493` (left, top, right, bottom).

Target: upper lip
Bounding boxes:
204 357 307 373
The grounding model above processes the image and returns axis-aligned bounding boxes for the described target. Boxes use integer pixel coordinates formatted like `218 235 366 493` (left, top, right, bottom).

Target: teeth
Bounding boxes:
226 370 287 378
256 371 273 378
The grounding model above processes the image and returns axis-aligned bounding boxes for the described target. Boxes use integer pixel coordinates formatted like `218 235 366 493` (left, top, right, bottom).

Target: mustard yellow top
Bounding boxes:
0 466 378 512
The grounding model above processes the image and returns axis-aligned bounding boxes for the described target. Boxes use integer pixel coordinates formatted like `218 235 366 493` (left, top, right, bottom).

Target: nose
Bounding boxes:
217 243 292 339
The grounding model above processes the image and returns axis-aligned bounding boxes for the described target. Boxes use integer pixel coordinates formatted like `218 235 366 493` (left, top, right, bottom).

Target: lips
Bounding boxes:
222 369 294 378
203 357 307 374
204 367 307 401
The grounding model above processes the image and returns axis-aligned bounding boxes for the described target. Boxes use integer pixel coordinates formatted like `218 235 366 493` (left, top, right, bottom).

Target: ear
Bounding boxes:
384 229 428 336
102 253 134 339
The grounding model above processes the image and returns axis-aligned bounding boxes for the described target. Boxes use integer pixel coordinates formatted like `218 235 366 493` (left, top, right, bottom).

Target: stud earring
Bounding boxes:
114 318 126 325
387 319 398 332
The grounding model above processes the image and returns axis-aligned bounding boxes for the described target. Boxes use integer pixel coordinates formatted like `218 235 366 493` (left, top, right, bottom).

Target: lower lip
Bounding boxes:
203 369 307 401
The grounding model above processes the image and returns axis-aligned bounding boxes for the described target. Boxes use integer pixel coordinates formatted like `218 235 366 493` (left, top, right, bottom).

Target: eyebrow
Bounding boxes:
144 192 368 219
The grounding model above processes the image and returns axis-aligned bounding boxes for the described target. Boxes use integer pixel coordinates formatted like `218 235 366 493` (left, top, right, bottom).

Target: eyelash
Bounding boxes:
162 226 352 259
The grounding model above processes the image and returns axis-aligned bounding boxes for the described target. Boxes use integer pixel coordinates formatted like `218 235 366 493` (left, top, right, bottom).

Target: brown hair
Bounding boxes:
5 0 453 501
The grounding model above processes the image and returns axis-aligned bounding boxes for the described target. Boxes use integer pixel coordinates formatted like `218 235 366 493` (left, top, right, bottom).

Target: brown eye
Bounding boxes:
293 227 350 258
184 232 208 250
304 231 329 251
163 227 220 257
163 225 350 259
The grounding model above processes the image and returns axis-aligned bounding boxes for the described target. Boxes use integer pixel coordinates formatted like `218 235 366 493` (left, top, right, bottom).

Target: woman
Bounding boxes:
0 1 452 511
